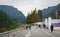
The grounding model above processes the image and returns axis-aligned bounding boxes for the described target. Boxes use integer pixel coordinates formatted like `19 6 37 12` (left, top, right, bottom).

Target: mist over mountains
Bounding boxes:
0 3 60 23
0 5 26 23
42 3 60 19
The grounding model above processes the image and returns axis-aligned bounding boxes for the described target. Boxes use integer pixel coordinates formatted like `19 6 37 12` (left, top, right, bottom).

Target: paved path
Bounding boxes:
16 26 60 37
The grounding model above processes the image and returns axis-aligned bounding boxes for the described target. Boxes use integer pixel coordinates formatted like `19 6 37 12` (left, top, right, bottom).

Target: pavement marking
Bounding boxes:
25 31 31 37
45 32 55 37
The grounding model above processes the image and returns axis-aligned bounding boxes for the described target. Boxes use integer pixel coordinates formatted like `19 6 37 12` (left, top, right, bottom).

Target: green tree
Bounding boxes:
0 10 18 32
26 8 40 24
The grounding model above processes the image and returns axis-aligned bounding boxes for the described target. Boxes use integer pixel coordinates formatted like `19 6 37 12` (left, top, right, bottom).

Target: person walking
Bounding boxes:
26 24 28 30
50 25 54 32
29 25 31 30
38 25 41 28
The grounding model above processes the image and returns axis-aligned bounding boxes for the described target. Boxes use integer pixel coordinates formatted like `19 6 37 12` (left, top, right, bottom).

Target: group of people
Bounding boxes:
38 24 54 32
26 25 31 30
26 24 54 32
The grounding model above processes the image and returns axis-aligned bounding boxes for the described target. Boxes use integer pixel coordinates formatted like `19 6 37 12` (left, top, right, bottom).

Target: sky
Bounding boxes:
0 0 60 16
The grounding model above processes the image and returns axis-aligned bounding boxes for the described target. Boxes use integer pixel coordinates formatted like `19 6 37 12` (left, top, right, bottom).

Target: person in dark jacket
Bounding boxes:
29 25 31 30
38 25 41 28
50 25 54 32
43 24 46 28
26 25 28 30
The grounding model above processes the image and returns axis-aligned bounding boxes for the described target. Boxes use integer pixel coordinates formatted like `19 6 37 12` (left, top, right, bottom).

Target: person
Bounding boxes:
38 25 41 28
26 25 28 30
43 24 46 28
50 25 54 32
29 25 31 30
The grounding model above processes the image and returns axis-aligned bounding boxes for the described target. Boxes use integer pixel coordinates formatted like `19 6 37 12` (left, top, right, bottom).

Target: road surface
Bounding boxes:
16 26 60 37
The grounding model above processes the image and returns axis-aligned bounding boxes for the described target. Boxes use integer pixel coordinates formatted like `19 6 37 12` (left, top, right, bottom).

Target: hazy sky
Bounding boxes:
0 0 60 16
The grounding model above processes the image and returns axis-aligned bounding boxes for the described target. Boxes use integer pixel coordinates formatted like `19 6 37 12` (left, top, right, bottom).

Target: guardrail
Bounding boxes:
0 28 20 37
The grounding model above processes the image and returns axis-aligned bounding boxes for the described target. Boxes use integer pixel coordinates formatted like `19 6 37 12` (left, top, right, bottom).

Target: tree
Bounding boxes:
26 8 40 24
0 10 18 32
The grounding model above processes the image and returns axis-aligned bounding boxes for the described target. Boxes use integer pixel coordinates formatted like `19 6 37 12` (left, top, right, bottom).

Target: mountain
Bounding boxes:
0 5 26 23
0 10 20 32
42 3 60 19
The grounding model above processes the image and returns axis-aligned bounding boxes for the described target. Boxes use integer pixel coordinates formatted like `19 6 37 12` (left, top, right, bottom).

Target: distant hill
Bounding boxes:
0 10 20 32
42 3 60 19
0 5 26 23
